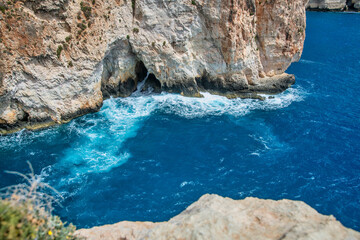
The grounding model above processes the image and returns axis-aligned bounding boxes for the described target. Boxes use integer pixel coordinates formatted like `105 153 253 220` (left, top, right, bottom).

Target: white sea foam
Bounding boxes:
116 86 304 119
61 87 303 177
299 59 325 66
1 86 305 188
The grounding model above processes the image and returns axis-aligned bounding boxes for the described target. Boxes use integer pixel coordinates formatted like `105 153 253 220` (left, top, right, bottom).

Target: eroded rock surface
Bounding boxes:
307 0 360 10
75 194 360 240
0 0 307 133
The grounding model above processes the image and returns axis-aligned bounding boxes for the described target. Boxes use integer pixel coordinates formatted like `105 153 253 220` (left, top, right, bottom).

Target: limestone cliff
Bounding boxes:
75 194 360 240
0 0 307 134
307 0 360 10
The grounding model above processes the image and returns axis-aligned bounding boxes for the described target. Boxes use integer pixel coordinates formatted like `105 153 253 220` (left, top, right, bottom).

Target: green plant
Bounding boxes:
0 200 37 239
92 0 95 5
68 61 73 67
131 0 135 13
80 2 91 19
163 41 166 46
0 4 7 14
152 42 155 47
191 0 196 5
77 23 87 31
126 35 130 40
56 45 63 59
0 162 78 239
65 36 72 42
133 27 139 33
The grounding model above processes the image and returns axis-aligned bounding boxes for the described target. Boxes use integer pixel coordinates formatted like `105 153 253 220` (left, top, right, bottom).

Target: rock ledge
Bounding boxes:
75 194 360 240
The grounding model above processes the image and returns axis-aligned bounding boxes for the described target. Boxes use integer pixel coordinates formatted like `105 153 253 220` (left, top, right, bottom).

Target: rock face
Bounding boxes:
354 0 360 9
75 194 360 240
0 0 307 134
306 0 360 10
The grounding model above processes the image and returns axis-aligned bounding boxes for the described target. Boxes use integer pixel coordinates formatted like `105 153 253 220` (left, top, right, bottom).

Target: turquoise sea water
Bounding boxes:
0 12 359 230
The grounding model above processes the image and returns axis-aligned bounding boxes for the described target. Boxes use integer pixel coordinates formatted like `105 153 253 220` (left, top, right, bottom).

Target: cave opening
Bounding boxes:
135 61 148 83
134 61 161 93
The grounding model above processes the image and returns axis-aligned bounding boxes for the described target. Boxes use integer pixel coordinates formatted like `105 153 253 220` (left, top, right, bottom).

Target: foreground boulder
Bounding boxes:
0 0 307 134
75 194 360 240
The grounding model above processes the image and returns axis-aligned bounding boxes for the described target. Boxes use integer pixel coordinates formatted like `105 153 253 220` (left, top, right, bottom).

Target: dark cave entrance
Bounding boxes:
134 61 161 93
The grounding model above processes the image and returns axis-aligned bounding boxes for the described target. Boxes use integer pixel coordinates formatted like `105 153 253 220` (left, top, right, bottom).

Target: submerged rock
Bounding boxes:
0 0 307 133
75 194 360 240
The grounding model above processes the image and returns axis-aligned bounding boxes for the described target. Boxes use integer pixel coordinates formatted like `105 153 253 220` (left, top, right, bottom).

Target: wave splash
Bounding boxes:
0 87 305 192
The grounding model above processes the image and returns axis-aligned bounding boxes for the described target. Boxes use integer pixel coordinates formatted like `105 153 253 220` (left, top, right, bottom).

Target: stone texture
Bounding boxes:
75 194 360 240
306 0 360 10
0 0 307 134
353 0 360 9
307 0 346 10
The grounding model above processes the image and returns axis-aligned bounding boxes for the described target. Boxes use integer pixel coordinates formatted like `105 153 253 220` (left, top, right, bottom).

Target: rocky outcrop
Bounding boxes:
0 0 307 134
75 194 360 240
306 0 360 10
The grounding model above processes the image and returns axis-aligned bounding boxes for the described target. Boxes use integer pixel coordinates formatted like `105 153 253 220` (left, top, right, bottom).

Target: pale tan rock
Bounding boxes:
75 221 158 240
306 0 360 10
0 0 307 133
307 0 347 10
75 194 360 240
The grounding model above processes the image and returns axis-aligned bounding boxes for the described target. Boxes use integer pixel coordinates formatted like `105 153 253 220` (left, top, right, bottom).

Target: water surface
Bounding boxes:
1 12 359 230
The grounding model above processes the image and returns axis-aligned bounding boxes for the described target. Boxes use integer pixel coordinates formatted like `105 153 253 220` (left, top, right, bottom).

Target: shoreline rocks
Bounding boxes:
306 0 360 11
0 0 307 134
75 194 360 240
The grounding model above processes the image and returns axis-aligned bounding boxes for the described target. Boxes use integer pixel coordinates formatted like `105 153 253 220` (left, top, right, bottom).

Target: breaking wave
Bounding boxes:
0 87 305 191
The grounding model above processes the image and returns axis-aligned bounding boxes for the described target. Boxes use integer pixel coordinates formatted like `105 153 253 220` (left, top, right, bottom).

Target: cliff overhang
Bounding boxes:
0 0 307 134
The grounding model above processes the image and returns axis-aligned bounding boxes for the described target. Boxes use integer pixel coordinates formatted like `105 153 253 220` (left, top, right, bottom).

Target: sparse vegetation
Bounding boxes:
65 36 72 43
77 23 87 31
80 1 92 19
131 0 136 14
56 45 63 59
0 162 78 239
133 27 139 33
0 4 7 14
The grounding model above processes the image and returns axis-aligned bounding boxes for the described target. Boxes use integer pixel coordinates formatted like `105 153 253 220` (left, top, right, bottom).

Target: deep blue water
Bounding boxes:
1 12 360 231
